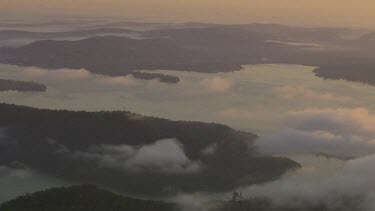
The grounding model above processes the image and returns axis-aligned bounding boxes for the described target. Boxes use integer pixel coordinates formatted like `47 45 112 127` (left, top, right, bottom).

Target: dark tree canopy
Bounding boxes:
0 104 299 195
0 185 176 211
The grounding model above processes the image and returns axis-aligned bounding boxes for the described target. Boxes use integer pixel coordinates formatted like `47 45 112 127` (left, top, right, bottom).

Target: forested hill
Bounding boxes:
0 185 365 211
0 185 176 211
0 104 299 195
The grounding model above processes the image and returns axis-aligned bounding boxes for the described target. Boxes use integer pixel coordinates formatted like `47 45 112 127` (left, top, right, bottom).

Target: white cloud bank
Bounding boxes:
20 67 144 87
21 67 91 80
273 85 353 103
65 139 203 174
257 108 375 156
241 154 375 210
0 166 32 179
93 75 142 87
200 76 233 93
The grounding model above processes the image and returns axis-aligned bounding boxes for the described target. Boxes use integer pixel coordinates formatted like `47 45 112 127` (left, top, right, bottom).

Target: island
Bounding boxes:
0 79 46 92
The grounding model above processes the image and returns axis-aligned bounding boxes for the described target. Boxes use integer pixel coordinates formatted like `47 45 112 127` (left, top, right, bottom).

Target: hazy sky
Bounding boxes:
1 0 375 28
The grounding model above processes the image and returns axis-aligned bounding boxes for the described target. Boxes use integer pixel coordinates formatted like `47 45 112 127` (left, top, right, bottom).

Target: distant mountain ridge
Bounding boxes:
1 23 375 85
0 28 136 41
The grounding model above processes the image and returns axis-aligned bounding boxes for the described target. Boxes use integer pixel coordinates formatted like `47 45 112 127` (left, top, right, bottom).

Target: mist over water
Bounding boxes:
2 63 375 209
1 63 374 134
1 2 375 209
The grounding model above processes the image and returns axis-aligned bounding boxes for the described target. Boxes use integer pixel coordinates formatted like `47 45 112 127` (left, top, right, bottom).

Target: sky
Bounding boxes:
1 0 375 28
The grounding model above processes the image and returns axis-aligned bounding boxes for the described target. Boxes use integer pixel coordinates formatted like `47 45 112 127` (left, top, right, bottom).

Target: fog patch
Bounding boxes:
171 155 375 211
257 108 375 156
17 67 157 89
273 85 353 103
200 76 233 93
239 154 375 210
201 143 218 156
0 165 69 203
265 40 321 48
21 67 91 81
64 139 203 174
0 165 32 178
169 192 222 211
94 75 142 87
2 63 374 134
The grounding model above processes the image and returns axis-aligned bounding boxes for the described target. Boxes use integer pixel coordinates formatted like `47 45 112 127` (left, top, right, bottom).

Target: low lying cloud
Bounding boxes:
201 143 218 156
257 108 375 156
200 76 233 93
288 107 375 136
241 154 375 210
147 155 375 211
20 67 150 88
273 85 353 103
0 165 32 179
94 75 141 87
21 67 91 80
0 164 69 203
64 139 203 174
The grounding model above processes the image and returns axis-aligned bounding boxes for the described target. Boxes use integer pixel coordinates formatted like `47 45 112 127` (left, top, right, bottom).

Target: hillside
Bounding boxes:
215 196 366 211
0 185 176 211
0 103 299 195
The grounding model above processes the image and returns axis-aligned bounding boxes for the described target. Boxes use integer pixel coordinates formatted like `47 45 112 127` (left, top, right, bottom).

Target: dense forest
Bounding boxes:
0 185 176 211
0 186 366 211
0 79 46 92
216 194 367 211
0 103 299 195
